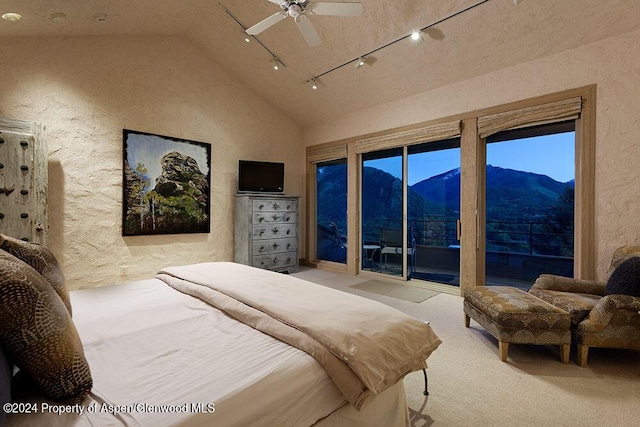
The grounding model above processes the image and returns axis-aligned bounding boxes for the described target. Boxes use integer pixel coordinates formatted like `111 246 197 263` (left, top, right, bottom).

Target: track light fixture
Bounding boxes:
410 31 422 41
355 57 367 69
307 78 319 90
271 58 282 71
220 3 286 71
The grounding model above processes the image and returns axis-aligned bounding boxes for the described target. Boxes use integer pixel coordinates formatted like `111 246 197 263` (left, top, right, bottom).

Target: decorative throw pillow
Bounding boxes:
0 233 72 315
0 250 92 403
606 256 640 297
0 346 11 425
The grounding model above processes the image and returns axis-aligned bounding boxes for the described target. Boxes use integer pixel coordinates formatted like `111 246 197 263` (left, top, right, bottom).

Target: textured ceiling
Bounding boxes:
1 0 640 126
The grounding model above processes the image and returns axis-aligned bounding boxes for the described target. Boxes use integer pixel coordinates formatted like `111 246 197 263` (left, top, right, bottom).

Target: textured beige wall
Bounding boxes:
0 35 302 289
303 28 640 280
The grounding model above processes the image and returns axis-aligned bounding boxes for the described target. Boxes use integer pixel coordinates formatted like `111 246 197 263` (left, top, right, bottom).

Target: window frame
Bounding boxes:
305 85 596 294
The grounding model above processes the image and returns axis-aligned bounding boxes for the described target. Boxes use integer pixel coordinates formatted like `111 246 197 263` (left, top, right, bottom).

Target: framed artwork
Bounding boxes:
122 129 211 236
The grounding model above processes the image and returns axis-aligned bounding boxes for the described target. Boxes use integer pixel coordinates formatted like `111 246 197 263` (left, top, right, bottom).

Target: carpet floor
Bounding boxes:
293 266 640 427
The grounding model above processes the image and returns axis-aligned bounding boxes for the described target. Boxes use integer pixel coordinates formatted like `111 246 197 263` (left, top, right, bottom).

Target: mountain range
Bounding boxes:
318 164 574 227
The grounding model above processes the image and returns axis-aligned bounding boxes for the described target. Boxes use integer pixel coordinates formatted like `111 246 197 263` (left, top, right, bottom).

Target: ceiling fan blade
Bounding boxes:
246 12 287 35
295 15 322 47
307 2 364 16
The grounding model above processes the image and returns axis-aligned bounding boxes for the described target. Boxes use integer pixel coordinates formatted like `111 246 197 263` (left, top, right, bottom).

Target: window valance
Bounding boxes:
307 144 348 163
478 97 582 139
354 120 461 154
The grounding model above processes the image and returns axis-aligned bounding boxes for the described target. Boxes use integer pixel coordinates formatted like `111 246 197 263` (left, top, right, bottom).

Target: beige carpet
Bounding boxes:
292 267 640 427
350 279 440 303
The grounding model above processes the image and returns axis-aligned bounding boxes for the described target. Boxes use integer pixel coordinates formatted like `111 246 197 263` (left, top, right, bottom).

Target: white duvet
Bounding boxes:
7 279 346 426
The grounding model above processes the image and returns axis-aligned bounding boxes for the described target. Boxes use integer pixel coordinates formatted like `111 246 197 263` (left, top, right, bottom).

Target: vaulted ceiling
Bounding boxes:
2 0 640 126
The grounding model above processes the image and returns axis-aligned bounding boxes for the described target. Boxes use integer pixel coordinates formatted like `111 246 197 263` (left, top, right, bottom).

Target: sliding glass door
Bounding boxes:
361 148 404 276
408 139 461 285
360 139 461 284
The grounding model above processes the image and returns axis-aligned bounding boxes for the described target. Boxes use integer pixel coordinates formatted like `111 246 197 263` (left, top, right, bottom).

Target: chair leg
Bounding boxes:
422 369 429 396
499 341 509 362
560 344 570 364
577 344 589 367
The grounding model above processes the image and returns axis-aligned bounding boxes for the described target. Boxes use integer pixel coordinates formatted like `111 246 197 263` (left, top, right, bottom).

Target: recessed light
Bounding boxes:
93 13 107 23
50 13 66 24
2 12 22 21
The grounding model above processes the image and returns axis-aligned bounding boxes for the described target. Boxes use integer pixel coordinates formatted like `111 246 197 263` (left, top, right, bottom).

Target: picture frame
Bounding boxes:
122 129 211 236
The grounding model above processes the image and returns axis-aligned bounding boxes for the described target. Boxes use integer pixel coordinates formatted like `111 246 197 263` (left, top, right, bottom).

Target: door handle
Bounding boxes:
456 220 462 241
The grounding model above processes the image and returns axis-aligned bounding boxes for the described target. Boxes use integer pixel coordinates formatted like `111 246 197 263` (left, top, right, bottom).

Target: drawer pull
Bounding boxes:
259 246 265 252
286 229 291 235
259 229 265 236
258 204 265 210
287 243 291 249
272 228 279 234
284 216 290 222
272 257 278 264
272 202 280 209
258 216 265 223
272 243 279 249
272 214 279 221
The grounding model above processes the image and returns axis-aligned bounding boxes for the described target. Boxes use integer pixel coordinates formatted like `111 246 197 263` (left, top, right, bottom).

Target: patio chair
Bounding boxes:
379 227 416 274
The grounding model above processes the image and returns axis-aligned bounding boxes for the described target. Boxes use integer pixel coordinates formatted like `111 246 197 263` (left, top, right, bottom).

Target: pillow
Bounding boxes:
0 346 11 425
606 256 640 297
0 250 92 404
0 233 72 315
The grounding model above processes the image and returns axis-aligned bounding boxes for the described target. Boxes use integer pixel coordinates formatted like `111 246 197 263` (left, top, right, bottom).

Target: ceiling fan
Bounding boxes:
246 0 364 47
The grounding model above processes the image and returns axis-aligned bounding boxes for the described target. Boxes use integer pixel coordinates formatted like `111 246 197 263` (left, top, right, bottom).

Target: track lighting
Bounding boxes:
355 57 367 69
308 79 319 90
271 58 282 71
410 30 422 41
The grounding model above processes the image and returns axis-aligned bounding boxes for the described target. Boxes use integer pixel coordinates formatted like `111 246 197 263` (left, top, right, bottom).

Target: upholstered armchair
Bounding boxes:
529 246 640 367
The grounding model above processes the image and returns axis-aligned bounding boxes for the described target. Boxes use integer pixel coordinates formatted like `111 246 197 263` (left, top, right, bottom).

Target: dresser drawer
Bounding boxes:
253 212 297 225
252 199 297 212
253 224 297 240
253 238 297 255
253 252 297 270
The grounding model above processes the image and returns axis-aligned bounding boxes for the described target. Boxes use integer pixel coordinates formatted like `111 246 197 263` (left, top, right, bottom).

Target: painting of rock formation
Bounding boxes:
122 130 211 236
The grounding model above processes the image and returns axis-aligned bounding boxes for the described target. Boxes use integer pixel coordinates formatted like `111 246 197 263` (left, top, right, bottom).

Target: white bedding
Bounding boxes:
6 279 353 426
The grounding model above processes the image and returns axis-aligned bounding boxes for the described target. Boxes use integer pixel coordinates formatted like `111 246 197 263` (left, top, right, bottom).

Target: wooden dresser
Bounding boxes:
234 194 299 274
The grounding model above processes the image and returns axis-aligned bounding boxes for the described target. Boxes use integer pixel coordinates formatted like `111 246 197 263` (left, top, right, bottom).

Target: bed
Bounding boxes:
0 237 441 427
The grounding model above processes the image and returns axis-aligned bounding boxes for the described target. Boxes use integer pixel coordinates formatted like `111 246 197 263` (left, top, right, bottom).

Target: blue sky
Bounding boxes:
365 132 575 185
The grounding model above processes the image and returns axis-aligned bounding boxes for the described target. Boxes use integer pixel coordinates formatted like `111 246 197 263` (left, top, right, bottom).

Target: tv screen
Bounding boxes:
238 160 285 194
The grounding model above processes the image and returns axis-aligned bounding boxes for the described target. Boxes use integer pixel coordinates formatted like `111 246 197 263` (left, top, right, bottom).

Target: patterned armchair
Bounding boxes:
529 246 640 367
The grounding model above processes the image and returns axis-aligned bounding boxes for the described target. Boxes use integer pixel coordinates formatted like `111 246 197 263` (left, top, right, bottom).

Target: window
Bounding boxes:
485 122 575 288
316 159 348 263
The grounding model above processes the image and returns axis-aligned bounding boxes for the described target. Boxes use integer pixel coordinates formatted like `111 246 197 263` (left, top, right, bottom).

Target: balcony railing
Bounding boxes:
319 218 574 287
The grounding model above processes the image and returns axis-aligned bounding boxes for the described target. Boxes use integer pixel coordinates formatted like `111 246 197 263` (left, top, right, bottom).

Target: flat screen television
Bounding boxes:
238 160 285 194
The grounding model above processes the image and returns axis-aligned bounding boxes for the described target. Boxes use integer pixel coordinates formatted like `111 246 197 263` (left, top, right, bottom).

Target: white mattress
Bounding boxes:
7 279 347 426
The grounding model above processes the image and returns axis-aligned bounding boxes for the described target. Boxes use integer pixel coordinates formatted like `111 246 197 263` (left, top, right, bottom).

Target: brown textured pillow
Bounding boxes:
0 233 72 315
0 250 92 403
